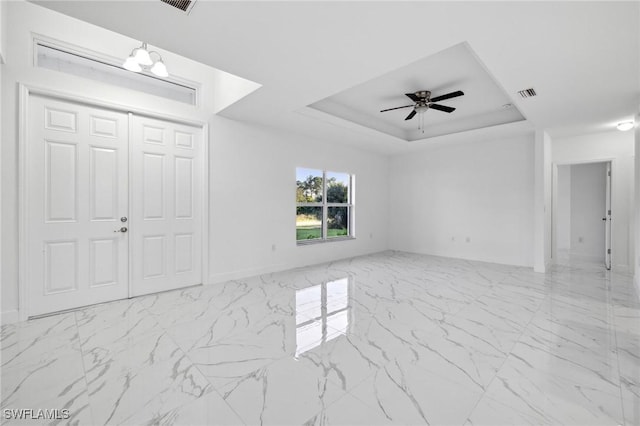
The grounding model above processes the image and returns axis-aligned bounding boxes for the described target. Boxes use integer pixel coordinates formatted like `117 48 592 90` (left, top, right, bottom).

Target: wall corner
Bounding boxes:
533 129 552 273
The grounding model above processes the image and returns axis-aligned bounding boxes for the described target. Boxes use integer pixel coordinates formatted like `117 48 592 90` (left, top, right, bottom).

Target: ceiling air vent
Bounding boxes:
517 88 537 98
160 0 196 14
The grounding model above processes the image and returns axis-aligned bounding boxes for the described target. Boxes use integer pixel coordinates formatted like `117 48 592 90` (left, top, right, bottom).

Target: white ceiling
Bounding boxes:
310 42 525 142
33 1 640 154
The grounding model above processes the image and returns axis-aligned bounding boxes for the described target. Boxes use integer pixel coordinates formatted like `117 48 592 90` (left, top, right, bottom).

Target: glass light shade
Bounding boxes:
122 56 142 72
617 121 634 131
150 60 169 77
415 105 429 113
133 47 153 66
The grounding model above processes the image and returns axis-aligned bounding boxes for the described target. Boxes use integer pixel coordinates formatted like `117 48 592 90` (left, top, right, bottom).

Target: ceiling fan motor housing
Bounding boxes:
416 90 431 101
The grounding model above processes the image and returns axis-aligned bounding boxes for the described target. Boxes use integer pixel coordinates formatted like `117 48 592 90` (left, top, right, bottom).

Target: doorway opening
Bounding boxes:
552 161 612 270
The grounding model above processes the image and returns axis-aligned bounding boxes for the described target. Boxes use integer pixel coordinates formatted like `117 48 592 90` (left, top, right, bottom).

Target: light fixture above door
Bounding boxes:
616 121 634 131
123 42 169 78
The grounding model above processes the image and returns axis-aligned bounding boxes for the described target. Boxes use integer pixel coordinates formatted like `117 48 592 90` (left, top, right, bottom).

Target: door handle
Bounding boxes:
114 227 128 233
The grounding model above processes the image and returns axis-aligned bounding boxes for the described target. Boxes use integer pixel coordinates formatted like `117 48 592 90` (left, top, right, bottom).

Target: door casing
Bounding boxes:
17 84 209 320
551 159 614 268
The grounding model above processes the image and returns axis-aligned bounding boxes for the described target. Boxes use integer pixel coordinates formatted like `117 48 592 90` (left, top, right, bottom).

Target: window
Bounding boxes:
296 168 354 243
35 42 198 105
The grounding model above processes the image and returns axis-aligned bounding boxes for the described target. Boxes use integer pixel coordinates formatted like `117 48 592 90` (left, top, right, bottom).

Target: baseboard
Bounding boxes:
635 274 640 302
208 262 295 285
1 309 20 325
207 248 390 285
613 264 631 274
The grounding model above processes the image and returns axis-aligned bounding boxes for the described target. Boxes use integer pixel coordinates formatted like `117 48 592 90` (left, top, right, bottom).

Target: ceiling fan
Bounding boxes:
380 90 464 121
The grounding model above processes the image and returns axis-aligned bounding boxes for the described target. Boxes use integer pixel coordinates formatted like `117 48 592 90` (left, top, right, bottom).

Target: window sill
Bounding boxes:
297 236 356 246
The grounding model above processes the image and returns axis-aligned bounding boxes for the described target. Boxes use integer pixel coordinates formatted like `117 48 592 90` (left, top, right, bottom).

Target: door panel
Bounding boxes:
131 116 202 296
28 96 129 316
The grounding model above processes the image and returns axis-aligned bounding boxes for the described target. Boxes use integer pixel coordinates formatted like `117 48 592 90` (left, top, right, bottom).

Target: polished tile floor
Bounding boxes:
1 251 639 425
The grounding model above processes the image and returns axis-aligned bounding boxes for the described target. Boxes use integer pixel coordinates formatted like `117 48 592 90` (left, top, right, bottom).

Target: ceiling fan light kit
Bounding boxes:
380 89 464 132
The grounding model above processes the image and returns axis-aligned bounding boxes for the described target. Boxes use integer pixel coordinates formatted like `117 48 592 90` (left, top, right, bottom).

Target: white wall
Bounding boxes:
0 0 6 64
569 163 607 260
553 130 635 271
635 112 640 293
0 0 5 325
556 165 571 251
1 1 388 322
208 117 388 283
0 1 215 322
388 133 535 267
533 130 553 272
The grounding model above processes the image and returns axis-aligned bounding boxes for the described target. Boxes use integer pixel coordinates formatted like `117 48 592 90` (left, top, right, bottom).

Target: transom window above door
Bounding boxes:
35 40 198 105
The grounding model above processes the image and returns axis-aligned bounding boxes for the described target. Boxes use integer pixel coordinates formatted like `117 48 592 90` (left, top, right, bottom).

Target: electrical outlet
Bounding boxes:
466 237 471 243
271 244 276 252
578 237 583 243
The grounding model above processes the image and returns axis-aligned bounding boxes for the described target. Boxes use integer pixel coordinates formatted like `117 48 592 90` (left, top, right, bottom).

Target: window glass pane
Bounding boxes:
327 206 349 238
296 206 323 240
37 44 197 105
296 168 323 202
326 172 349 203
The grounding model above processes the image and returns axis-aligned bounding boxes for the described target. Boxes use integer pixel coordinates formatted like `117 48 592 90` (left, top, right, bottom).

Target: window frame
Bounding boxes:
296 169 355 245
32 34 201 106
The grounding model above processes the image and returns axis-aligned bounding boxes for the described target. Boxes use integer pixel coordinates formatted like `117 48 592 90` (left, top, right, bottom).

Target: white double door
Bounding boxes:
27 95 203 316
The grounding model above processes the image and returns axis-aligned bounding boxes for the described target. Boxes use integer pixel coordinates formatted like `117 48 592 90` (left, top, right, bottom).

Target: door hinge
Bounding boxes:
608 171 611 176
608 210 611 216
607 249 611 254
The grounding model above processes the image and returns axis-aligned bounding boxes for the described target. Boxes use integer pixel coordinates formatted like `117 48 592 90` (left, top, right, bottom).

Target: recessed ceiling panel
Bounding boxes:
310 43 525 142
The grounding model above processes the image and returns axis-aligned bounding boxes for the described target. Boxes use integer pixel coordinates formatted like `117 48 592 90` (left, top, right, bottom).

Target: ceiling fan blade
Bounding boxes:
380 104 414 113
430 90 464 103
405 93 420 102
404 110 417 120
429 103 455 113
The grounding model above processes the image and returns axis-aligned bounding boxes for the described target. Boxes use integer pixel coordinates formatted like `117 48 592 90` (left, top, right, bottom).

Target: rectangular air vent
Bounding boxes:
160 0 196 13
517 88 537 98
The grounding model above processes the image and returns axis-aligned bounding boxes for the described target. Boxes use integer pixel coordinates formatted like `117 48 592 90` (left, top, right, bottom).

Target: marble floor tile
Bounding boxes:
82 330 183 387
0 325 81 373
123 391 245 426
348 359 483 425
185 327 293 394
1 313 77 348
219 357 347 426
1 352 87 411
402 320 510 392
295 330 389 392
303 393 396 426
480 354 624 425
621 384 640 426
76 300 160 355
0 389 93 426
510 325 621 388
87 354 211 425
465 395 549 426
1 251 637 425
